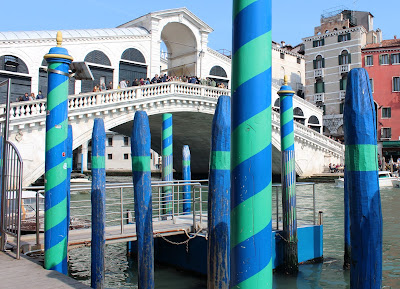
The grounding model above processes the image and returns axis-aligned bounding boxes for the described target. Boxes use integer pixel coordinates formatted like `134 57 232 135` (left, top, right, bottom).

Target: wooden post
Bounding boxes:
91 118 106 288
208 95 231 289
231 0 273 287
343 68 382 288
131 111 154 288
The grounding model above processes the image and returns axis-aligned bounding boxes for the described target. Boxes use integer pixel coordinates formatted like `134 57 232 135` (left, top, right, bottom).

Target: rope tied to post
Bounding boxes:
156 226 204 253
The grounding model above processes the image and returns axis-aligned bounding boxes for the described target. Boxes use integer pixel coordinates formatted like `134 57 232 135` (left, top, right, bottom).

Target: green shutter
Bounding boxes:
322 38 325 46
322 58 325 68
343 78 347 90
348 53 352 64
340 102 344 114
339 55 342 65
313 40 316 48
390 54 394 64
340 79 343 90
348 33 351 40
379 55 382 65
314 82 317 93
313 60 317 69
322 82 325 93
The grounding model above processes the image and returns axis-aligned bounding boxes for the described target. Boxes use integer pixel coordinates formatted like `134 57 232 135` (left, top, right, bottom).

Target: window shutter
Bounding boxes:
313 60 317 69
348 33 351 40
365 56 367 66
371 56 373 65
322 38 325 46
379 55 382 65
313 41 316 48
314 82 317 93
340 102 344 114
322 58 325 68
348 53 352 64
322 82 325 93
338 35 342 42
390 54 393 64
339 55 342 65
340 79 343 90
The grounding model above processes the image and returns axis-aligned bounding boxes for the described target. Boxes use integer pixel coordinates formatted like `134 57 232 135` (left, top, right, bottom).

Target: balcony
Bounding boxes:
340 91 346 100
314 93 324 102
314 69 324 78
339 64 350 73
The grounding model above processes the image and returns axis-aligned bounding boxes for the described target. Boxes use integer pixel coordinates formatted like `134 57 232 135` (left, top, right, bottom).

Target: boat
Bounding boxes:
334 171 397 188
70 173 91 186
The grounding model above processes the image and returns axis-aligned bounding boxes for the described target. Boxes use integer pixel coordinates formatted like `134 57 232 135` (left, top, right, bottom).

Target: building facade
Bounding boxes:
303 8 381 138
362 38 400 159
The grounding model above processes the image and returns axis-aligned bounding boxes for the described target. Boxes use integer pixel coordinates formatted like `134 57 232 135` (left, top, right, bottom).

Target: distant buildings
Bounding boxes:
303 8 381 139
362 37 400 160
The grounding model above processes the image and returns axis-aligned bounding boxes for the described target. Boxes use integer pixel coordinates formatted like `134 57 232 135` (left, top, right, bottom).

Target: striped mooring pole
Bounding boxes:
43 32 73 274
132 111 154 288
343 68 382 288
344 169 351 269
67 125 73 237
182 145 191 214
231 0 273 287
91 118 106 288
278 76 298 273
208 95 231 289
162 113 173 217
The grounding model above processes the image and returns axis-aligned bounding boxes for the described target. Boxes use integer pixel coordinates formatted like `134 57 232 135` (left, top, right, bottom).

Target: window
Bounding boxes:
124 154 129 160
108 154 113 160
338 33 351 42
381 128 391 139
313 55 325 69
339 50 351 65
313 39 324 47
4 55 18 72
124 136 129 146
369 79 374 92
314 79 325 94
340 76 347 90
340 101 344 114
365 55 373 66
379 54 389 65
392 53 400 64
394 77 400 92
280 52 285 59
382 107 391 118
107 137 113 146
297 57 301 64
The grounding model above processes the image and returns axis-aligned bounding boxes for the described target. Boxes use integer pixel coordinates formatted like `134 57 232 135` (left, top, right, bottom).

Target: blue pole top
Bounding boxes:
44 31 73 64
277 75 295 96
132 111 151 157
92 118 106 157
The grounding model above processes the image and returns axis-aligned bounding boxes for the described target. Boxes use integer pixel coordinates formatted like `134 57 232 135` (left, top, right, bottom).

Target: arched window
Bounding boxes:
84 50 111 66
274 98 280 108
209 66 227 78
314 55 324 69
121 48 145 64
0 55 29 74
339 50 351 65
293 107 304 116
308 115 320 125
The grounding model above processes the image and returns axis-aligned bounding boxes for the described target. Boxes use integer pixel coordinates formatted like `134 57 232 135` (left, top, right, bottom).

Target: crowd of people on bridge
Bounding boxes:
18 91 45 101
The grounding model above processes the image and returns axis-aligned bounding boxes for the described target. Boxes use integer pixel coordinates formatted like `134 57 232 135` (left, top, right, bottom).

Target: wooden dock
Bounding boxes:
0 251 90 288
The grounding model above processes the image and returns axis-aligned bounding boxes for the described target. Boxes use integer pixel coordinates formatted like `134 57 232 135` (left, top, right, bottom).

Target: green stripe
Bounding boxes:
280 107 293 126
92 156 105 169
163 145 172 156
182 160 191 167
231 260 273 288
45 162 67 191
233 0 258 17
231 107 271 169
67 157 72 169
232 32 272 91
162 126 172 139
47 63 68 111
44 237 68 269
231 183 271 247
282 131 294 151
210 151 230 170
345 144 378 171
132 156 150 172
162 163 173 176
162 114 172 121
45 197 67 231
46 119 68 150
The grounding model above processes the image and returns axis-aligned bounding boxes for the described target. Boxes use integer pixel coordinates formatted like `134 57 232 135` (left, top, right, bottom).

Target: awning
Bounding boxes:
382 141 400 148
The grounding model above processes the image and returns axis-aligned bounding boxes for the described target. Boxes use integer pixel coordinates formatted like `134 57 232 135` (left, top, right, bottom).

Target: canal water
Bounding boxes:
68 180 400 288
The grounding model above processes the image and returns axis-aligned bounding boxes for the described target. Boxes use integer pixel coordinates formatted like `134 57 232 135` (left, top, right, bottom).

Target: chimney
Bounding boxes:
281 41 286 47
395 35 397 39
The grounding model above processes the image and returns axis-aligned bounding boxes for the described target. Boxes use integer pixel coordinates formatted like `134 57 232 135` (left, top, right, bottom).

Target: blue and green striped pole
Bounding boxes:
344 68 382 288
231 0 273 287
43 32 73 274
162 113 173 217
278 75 298 273
182 145 191 214
67 125 73 235
91 118 106 288
208 95 231 289
132 111 154 289
344 173 351 269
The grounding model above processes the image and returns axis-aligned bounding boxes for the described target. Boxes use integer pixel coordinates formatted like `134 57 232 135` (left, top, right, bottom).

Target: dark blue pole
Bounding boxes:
343 68 382 288
344 170 350 269
182 145 191 214
131 111 154 289
91 118 106 289
207 95 230 289
67 125 72 236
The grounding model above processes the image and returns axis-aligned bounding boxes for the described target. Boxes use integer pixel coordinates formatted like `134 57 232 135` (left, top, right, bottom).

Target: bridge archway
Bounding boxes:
82 50 113 92
0 55 31 102
161 22 198 77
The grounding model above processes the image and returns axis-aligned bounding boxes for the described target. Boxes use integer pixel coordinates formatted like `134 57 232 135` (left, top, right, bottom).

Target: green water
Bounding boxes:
68 181 400 288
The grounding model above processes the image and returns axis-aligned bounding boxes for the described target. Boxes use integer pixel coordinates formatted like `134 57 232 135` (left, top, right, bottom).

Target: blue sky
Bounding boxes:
0 0 397 51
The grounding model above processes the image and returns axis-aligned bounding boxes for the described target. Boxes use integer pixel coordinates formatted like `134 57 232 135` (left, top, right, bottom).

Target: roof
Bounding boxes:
363 38 400 50
0 27 149 41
